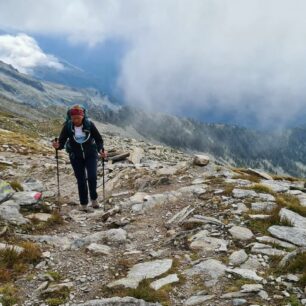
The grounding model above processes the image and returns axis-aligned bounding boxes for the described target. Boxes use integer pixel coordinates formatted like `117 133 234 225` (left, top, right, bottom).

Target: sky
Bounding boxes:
0 0 306 129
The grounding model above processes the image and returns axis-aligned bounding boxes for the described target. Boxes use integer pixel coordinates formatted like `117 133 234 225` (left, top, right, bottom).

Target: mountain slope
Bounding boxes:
0 60 117 116
1 59 306 177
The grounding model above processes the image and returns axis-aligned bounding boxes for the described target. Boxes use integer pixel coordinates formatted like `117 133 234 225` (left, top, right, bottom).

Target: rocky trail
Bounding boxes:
1 124 306 306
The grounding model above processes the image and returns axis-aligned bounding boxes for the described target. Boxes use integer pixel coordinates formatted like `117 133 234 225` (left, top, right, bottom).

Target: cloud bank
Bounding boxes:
0 33 63 73
0 0 306 127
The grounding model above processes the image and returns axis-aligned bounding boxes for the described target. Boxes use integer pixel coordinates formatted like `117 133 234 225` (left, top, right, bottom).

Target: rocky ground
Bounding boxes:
0 120 306 306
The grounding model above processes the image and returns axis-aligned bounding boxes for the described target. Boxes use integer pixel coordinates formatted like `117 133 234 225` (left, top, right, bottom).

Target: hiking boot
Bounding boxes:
91 199 99 209
79 205 93 212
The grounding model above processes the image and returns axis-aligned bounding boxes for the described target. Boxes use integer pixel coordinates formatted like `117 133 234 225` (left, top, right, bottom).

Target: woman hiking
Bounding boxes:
52 105 107 212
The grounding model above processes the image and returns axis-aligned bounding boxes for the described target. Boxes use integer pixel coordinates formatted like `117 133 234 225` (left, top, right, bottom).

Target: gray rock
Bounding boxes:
251 202 277 212
150 274 179 290
26 213 52 222
35 281 49 292
189 230 228 252
285 274 299 282
105 228 127 243
191 178 206 185
232 298 247 305
247 169 273 180
248 214 271 220
184 214 224 227
156 161 189 176
256 236 296 249
0 200 28 225
11 191 42 206
251 242 287 256
74 228 127 248
221 292 249 299
184 259 226 287
166 205 194 225
257 193 275 202
193 154 210 166
268 226 306 246
226 179 252 187
240 284 263 293
298 194 306 207
184 295 215 306
229 226 254 241
240 257 262 271
233 189 275 201
259 180 290 193
108 259 173 289
71 297 161 306
0 180 14 203
229 250 248 266
41 282 74 294
258 290 269 300
86 243 111 255
226 268 263 281
129 185 206 212
22 178 44 192
232 203 249 215
128 147 144 165
279 208 306 229
232 189 257 199
18 234 73 250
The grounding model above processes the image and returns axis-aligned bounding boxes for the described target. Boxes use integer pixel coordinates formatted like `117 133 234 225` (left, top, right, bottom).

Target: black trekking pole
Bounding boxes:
54 137 61 211
102 148 106 204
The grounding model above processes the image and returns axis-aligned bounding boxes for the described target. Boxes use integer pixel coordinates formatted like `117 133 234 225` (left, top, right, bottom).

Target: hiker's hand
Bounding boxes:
100 150 108 159
52 140 60 149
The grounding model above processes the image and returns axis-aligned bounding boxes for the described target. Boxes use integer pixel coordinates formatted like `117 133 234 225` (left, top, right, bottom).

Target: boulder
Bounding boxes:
189 230 228 252
229 250 248 266
184 259 226 287
229 226 254 241
0 200 28 225
11 191 42 206
149 274 179 290
193 154 210 166
108 259 173 289
268 226 306 247
0 180 14 203
71 297 161 306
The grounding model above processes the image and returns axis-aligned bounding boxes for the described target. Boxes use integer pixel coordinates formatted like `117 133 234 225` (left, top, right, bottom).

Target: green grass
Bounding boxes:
41 287 70 306
0 242 41 283
0 283 19 306
47 270 61 282
287 295 303 306
22 211 64 234
248 206 293 235
269 252 306 288
103 279 171 306
8 180 23 192
249 183 274 194
102 258 184 306
222 184 235 196
276 194 306 217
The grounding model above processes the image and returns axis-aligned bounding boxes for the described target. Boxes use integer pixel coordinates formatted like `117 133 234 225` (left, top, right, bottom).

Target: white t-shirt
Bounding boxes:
74 125 86 143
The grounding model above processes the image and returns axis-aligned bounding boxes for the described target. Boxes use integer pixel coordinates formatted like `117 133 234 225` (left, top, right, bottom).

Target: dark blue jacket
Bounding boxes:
58 120 104 158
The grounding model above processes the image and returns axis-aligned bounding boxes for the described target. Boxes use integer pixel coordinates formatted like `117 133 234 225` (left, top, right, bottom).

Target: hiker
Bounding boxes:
52 105 107 211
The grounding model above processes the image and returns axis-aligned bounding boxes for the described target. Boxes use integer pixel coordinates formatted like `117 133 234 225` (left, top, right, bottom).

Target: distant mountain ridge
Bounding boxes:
0 60 117 113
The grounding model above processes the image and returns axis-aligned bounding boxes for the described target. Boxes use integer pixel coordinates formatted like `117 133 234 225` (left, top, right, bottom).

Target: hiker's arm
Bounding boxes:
58 125 68 150
91 122 104 152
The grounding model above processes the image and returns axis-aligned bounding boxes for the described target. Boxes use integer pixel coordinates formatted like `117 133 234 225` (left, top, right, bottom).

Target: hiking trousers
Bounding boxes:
69 152 98 205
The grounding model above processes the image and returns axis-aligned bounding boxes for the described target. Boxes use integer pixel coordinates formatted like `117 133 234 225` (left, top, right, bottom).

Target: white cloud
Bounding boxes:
0 33 63 73
0 0 306 127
